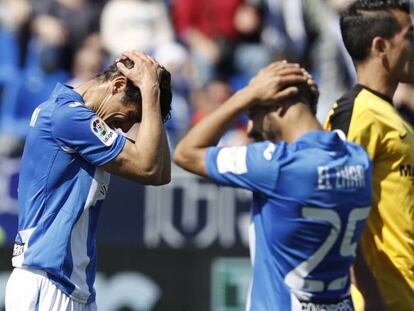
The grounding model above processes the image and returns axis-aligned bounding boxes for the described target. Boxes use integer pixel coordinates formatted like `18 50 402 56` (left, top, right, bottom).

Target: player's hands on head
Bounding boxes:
116 51 162 94
307 76 319 102
301 68 319 114
246 61 310 108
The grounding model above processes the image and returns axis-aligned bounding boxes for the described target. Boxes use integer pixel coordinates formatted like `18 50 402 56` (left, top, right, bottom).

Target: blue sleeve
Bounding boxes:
205 141 286 195
51 103 126 166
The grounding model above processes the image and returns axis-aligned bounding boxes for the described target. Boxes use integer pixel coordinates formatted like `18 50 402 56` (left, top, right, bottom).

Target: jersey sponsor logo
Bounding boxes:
400 164 414 176
91 116 118 146
299 297 353 311
399 164 414 183
12 242 24 257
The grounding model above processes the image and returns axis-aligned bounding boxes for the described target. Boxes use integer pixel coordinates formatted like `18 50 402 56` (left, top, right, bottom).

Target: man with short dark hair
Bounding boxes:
325 1 414 309
174 61 372 310
5 51 172 310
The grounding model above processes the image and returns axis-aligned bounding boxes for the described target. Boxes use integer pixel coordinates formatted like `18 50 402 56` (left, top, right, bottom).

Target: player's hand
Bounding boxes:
116 51 162 95
302 68 319 114
246 61 308 107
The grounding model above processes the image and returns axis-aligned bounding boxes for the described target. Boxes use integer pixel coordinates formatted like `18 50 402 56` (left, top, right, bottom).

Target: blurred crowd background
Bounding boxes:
2 0 414 157
1 1 414 310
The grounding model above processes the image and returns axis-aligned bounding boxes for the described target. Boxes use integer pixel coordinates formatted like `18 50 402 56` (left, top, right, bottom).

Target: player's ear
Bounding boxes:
372 36 387 59
111 76 127 95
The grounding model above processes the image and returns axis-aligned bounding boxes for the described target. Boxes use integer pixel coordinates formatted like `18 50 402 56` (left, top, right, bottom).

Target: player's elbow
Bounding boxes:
139 161 171 186
152 170 171 185
174 140 195 168
137 166 170 186
154 175 171 185
173 147 188 170
102 156 170 185
173 147 207 177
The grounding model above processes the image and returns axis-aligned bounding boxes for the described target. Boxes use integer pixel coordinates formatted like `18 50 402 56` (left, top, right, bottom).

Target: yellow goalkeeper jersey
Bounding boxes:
325 84 414 311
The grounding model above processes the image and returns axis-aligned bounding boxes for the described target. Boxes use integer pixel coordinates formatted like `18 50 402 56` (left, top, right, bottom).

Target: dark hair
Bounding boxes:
340 0 410 63
97 58 172 123
283 82 319 115
262 82 318 117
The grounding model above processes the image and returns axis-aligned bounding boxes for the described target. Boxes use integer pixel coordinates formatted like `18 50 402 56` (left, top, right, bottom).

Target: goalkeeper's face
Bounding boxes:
386 10 414 83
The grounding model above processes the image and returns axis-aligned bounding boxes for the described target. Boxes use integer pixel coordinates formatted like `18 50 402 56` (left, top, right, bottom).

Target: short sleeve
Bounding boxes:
52 103 126 166
205 141 286 195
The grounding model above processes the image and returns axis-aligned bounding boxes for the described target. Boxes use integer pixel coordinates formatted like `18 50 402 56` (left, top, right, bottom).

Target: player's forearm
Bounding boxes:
178 88 252 151
159 128 171 183
174 88 253 176
133 87 168 184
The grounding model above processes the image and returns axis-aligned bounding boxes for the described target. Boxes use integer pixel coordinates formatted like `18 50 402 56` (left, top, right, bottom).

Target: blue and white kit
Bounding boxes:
205 131 372 310
10 83 126 304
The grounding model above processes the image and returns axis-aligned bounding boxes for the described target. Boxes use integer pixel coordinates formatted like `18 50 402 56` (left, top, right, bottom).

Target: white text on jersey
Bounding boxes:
318 165 366 190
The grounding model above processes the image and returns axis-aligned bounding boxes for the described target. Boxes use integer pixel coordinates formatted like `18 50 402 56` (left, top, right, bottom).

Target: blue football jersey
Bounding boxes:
205 131 372 310
13 83 126 303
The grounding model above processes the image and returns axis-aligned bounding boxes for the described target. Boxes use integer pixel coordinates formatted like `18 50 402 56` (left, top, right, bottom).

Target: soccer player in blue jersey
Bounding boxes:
174 61 373 310
5 51 172 310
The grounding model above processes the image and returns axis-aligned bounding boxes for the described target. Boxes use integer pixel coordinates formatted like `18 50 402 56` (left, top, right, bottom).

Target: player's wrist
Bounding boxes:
140 83 160 100
234 88 257 110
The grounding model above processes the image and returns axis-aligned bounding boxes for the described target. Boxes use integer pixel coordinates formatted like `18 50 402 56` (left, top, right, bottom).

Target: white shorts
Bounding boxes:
5 267 97 311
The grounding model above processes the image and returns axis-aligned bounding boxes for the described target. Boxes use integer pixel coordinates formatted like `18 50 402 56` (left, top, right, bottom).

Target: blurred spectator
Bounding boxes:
0 0 367 158
154 41 193 97
154 42 193 147
31 0 101 71
0 63 70 157
304 0 356 122
233 2 271 81
100 0 174 58
259 0 355 122
67 44 105 87
171 0 242 85
261 0 308 61
0 0 31 34
191 80 249 146
0 0 104 157
0 0 31 80
0 0 30 156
